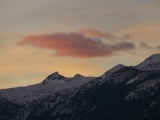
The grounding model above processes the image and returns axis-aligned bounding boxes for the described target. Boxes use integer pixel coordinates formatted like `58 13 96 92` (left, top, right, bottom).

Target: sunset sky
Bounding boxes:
0 0 160 89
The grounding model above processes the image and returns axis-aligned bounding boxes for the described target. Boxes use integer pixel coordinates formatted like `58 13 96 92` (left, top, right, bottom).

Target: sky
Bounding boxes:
0 0 160 89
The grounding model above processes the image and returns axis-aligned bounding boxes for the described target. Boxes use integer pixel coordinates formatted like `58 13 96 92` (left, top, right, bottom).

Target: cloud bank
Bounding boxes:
18 31 135 58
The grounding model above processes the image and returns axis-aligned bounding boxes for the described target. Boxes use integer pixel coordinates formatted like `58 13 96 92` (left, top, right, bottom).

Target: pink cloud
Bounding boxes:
18 32 135 58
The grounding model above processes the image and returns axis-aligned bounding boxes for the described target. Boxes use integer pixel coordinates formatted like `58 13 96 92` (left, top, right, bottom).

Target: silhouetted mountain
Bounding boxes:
0 54 160 120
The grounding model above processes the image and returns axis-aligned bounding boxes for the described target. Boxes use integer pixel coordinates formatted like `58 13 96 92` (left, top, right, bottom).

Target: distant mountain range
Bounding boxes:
0 54 160 120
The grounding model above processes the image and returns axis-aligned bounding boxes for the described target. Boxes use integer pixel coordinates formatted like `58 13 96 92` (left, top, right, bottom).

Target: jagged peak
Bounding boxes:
114 64 125 68
51 71 59 77
46 71 65 80
74 74 84 78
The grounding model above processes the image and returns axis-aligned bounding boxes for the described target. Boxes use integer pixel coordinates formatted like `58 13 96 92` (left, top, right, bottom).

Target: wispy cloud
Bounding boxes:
78 28 115 39
18 31 135 58
78 28 133 40
139 41 154 49
139 41 160 51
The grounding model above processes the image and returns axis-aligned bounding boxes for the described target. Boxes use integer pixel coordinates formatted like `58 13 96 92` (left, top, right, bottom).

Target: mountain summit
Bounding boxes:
136 54 160 71
0 54 160 120
46 71 66 80
73 73 84 78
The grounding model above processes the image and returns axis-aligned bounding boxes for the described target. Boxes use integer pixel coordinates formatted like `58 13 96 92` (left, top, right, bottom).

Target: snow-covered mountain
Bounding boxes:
0 72 95 105
0 54 160 120
135 54 160 71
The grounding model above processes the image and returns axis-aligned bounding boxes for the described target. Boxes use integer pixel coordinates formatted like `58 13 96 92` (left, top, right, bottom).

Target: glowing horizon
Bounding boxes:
0 0 160 89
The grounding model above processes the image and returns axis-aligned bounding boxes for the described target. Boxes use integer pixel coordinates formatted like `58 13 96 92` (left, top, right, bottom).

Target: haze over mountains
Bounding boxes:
0 54 160 120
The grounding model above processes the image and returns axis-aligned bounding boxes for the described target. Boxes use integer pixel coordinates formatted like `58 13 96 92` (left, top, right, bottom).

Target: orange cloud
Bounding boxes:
18 32 135 58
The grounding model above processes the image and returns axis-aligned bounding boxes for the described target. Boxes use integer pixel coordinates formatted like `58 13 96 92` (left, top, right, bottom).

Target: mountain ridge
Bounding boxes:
0 54 160 120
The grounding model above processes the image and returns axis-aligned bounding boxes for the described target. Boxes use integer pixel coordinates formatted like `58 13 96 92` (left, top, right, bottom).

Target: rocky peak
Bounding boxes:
73 74 84 78
46 71 65 80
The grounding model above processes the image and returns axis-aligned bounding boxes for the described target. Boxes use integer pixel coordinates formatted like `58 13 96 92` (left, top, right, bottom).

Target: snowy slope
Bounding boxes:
125 79 160 100
1 54 160 105
101 64 126 79
135 54 160 71
0 72 95 105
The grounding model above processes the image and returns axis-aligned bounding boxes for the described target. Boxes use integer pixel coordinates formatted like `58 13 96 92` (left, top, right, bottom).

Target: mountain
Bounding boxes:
0 72 95 105
135 54 160 71
0 54 160 120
